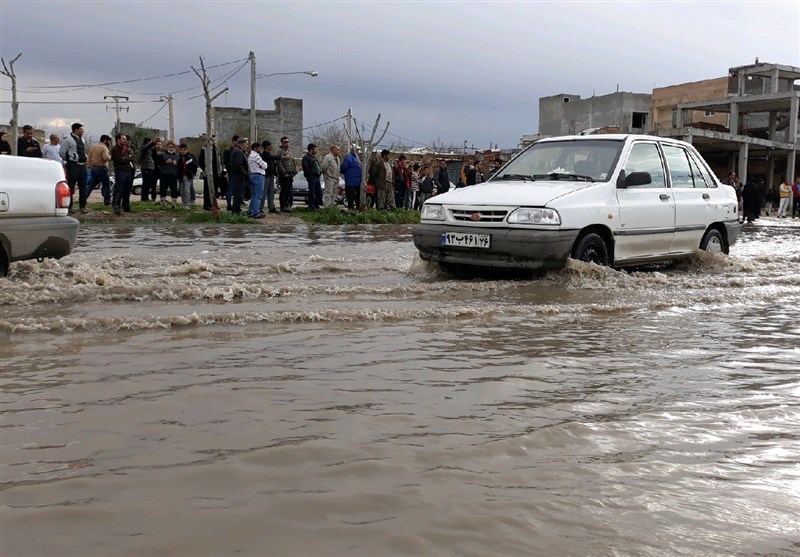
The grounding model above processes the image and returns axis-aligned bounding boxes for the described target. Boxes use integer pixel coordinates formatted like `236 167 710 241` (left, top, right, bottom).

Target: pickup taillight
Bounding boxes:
56 181 71 209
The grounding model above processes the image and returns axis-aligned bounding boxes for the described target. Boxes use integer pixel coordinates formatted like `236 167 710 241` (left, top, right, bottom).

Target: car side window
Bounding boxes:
623 143 666 188
687 151 714 188
663 146 694 189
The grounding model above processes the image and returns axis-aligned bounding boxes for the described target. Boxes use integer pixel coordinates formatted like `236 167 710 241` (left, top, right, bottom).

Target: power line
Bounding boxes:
0 99 162 105
11 57 248 91
137 100 169 127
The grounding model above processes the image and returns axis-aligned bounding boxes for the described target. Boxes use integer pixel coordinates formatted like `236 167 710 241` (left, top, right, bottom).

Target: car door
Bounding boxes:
615 141 675 261
663 145 715 254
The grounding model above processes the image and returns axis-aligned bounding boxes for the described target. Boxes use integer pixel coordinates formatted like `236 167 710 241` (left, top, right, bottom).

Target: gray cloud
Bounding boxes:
2 1 798 147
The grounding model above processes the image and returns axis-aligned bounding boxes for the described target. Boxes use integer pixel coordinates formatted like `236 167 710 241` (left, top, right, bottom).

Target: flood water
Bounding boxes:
1 218 799 557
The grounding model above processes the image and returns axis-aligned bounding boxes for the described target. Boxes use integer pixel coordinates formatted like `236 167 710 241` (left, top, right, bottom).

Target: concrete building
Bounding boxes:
538 92 652 136
656 61 799 187
650 77 729 133
213 97 303 152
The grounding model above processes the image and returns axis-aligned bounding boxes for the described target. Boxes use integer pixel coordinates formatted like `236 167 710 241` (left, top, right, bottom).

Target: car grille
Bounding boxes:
450 209 508 223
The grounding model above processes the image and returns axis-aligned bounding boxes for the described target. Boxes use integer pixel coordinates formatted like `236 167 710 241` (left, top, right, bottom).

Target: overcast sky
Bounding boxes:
1 1 798 149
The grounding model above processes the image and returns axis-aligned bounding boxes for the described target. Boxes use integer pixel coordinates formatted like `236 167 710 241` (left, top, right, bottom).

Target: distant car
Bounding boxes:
414 134 740 271
0 156 79 277
288 174 345 205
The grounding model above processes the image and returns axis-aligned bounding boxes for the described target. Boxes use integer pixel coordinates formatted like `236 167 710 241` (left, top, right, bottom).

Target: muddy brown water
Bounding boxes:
1 218 799 557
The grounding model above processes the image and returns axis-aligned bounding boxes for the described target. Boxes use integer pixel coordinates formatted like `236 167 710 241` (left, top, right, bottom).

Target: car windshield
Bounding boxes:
493 139 623 183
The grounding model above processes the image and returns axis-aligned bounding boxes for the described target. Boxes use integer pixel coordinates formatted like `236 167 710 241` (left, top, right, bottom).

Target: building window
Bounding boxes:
563 97 570 103
632 112 648 129
671 109 678 128
704 110 715 117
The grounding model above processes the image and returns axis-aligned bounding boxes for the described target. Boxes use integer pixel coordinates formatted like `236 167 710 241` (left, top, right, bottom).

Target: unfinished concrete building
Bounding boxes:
658 61 799 187
538 92 652 136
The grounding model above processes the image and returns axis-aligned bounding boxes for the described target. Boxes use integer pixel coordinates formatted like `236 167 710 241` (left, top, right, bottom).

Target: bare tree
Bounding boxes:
309 123 349 154
1 53 22 156
193 56 228 217
345 113 390 209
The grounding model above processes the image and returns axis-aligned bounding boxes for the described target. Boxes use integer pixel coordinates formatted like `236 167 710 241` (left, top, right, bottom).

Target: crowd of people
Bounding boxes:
722 171 800 222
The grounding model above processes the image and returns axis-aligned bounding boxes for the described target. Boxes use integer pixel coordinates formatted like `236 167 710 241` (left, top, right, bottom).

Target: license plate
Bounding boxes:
441 232 491 249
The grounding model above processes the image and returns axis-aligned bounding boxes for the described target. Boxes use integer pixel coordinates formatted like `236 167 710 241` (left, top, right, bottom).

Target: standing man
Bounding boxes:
228 137 249 215
247 142 268 219
110 134 135 215
139 136 160 202
418 164 435 206
466 160 482 185
321 144 341 208
340 146 362 210
260 140 284 214
199 135 226 210
435 159 450 195
17 125 42 158
87 134 112 206
302 143 323 210
393 155 409 209
42 134 64 166
369 149 395 210
792 176 800 219
276 136 297 212
59 122 88 213
222 135 239 208
178 144 198 210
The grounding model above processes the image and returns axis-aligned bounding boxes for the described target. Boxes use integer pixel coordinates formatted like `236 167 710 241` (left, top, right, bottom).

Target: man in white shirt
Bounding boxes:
321 145 341 207
42 134 64 166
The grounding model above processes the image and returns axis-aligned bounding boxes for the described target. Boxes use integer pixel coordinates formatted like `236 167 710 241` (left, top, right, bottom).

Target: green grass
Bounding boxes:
294 206 421 225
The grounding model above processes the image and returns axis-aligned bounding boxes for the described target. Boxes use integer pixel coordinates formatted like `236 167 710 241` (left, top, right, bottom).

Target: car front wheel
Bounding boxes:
700 228 726 254
571 232 609 265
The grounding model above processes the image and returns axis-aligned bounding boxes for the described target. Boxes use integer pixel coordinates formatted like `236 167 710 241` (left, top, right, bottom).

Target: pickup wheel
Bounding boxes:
700 228 726 254
0 248 9 278
571 233 609 266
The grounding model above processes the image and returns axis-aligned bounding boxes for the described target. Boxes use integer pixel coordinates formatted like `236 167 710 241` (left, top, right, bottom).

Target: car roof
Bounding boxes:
537 134 692 147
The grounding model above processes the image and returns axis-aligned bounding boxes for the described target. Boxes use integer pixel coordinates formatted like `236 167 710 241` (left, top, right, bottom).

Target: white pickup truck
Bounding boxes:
0 156 80 277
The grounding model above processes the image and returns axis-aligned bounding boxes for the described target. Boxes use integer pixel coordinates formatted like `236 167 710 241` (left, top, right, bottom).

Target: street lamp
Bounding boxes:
251 68 319 146
255 70 319 80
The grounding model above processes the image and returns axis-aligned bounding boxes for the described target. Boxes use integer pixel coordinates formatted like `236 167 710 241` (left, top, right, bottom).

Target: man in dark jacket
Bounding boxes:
17 125 42 158
260 140 283 214
435 159 450 194
227 137 249 215
302 143 323 210
222 135 238 207
110 134 135 215
139 136 160 202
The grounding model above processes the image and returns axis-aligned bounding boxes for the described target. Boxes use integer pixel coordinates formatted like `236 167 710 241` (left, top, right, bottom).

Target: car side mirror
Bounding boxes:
617 170 652 188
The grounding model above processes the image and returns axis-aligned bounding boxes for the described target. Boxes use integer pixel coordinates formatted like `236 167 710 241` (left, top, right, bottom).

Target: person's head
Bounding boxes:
22 125 34 140
397 154 406 167
71 122 84 137
99 134 112 145
330 145 341 158
231 134 239 147
412 163 420 172
254 143 263 153
280 136 289 148
380 149 390 161
421 164 431 176
155 139 163 151
142 137 151 146
493 159 502 169
115 133 127 146
262 140 272 152
48 134 59 144
210 135 216 145
166 140 176 152
236 137 248 149
438 159 447 169
307 143 317 155
0 132 7 142
179 143 189 155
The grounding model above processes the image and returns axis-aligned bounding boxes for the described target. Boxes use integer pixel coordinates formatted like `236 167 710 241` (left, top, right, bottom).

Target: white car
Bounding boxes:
0 156 80 276
413 134 740 270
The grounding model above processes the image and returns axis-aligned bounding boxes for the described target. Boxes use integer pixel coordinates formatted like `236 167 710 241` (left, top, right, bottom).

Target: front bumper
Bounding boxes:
412 224 579 270
724 220 741 248
0 216 80 262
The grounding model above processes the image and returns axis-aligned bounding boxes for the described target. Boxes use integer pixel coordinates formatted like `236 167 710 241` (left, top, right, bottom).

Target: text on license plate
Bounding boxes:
441 232 491 249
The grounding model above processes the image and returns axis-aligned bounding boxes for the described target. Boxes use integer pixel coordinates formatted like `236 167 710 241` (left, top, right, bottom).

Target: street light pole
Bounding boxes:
249 51 256 144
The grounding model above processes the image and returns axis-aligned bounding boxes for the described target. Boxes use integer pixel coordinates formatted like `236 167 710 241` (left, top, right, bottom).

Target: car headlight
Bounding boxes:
421 204 445 221
507 207 561 225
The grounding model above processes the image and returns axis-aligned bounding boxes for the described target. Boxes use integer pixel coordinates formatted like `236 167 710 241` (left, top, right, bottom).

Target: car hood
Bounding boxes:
433 181 594 207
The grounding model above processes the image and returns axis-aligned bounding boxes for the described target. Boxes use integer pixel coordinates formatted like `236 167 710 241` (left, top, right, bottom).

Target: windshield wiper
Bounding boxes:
496 173 536 182
533 173 594 182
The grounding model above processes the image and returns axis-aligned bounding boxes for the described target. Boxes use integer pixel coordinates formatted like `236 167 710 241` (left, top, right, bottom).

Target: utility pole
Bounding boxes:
1 53 22 156
104 95 129 136
193 55 228 218
160 95 175 141
346 107 352 145
249 51 256 143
